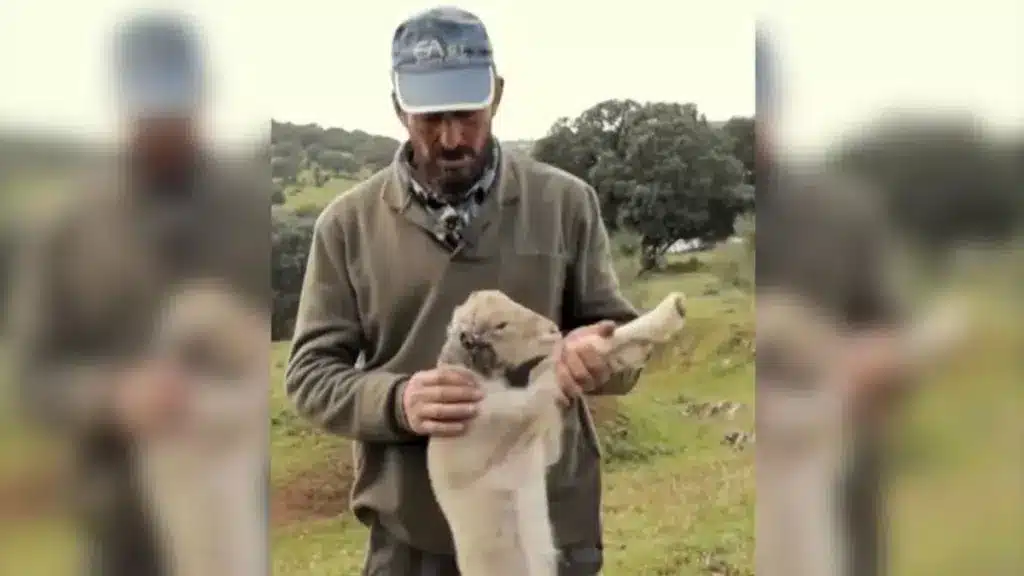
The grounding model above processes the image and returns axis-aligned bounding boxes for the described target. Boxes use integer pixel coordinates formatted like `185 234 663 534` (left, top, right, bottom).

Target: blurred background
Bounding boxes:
760 1 1021 575
1 2 270 575
0 0 1019 575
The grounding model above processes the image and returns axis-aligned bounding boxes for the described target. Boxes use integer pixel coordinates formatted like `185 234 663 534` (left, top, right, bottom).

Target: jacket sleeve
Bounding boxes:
563 185 643 396
845 188 907 330
284 211 420 443
10 214 123 437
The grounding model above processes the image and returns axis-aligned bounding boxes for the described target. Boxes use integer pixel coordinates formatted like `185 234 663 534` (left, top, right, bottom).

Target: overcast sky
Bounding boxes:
0 0 1019 151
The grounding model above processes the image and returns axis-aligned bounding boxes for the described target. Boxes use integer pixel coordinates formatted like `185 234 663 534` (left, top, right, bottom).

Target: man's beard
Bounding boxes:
420 145 490 202
132 143 200 191
126 116 200 191
432 167 479 200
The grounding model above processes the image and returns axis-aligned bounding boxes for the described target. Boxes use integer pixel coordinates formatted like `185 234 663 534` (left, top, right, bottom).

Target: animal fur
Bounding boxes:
136 280 269 576
755 290 965 576
428 290 687 576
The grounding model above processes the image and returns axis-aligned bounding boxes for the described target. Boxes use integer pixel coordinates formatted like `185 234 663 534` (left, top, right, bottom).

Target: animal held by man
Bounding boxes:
428 289 688 576
135 280 269 576
755 290 965 576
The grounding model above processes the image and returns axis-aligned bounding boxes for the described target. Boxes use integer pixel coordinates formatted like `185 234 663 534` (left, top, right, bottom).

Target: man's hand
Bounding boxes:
402 367 483 437
839 332 907 418
554 321 616 404
111 359 190 439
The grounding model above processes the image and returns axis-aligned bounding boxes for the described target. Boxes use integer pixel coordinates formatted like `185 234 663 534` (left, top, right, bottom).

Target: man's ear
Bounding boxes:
391 91 408 128
490 75 505 116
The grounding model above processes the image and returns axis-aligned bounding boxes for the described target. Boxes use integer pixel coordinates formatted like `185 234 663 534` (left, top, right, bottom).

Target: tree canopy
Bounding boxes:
270 120 399 185
830 114 1023 259
533 100 752 270
271 208 316 340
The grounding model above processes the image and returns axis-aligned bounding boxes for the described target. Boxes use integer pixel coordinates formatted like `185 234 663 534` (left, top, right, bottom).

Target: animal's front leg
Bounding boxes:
438 391 541 489
579 292 687 372
528 373 565 467
484 380 564 472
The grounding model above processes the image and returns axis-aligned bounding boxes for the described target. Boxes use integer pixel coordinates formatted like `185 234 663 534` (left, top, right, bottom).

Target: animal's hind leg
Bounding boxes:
458 547 531 576
536 384 564 467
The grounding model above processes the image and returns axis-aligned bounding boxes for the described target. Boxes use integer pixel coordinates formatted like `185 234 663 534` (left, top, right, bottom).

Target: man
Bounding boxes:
755 28 909 576
11 12 267 576
285 6 638 575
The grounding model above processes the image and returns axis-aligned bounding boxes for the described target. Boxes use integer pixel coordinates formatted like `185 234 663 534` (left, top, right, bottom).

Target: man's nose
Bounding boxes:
438 118 465 150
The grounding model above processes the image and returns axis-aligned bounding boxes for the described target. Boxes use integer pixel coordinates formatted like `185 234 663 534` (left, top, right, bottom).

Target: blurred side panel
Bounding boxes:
1 2 271 575
756 3 1022 576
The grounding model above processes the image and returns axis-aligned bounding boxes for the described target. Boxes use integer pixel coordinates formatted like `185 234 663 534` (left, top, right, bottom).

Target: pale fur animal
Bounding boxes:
428 290 687 576
755 290 965 576
136 280 269 576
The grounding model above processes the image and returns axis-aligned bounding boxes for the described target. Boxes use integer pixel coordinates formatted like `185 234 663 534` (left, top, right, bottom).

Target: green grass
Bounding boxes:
284 174 360 214
0 516 77 575
269 347 349 486
883 273 1023 575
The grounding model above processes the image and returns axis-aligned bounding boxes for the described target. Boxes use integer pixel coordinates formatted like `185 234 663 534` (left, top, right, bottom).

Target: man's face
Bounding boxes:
402 108 493 197
129 115 198 180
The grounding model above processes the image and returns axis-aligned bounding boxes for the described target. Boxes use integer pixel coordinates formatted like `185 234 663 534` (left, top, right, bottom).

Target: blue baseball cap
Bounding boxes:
391 6 496 114
113 12 205 117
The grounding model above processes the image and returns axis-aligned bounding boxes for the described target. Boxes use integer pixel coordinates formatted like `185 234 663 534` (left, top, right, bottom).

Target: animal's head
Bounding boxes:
440 290 561 381
155 280 268 381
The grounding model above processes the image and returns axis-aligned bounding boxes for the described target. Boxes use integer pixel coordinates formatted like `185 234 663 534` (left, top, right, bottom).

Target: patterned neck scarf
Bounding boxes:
395 138 501 249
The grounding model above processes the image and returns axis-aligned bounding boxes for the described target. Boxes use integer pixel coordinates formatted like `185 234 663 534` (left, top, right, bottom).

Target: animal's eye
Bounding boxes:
494 321 509 330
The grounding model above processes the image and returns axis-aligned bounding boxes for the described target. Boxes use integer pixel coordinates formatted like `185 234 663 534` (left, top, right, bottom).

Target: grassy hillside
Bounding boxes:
282 173 361 214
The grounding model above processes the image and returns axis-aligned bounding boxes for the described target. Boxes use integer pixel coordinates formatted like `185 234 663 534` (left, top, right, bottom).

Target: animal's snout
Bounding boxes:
459 331 484 350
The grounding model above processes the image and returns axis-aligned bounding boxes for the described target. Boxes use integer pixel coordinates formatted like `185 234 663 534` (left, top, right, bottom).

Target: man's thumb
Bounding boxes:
596 320 616 337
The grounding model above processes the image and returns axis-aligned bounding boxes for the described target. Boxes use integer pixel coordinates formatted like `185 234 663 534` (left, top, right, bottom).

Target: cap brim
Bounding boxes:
120 73 200 118
393 65 494 114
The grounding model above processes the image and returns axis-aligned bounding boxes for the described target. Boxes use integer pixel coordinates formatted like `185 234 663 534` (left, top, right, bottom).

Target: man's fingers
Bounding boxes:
419 420 466 437
555 362 583 404
562 347 595 390
420 401 479 422
435 366 479 387
425 384 484 404
555 389 573 408
576 345 611 386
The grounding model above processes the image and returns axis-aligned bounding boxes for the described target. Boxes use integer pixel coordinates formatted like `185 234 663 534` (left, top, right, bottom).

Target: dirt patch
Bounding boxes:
271 460 355 527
